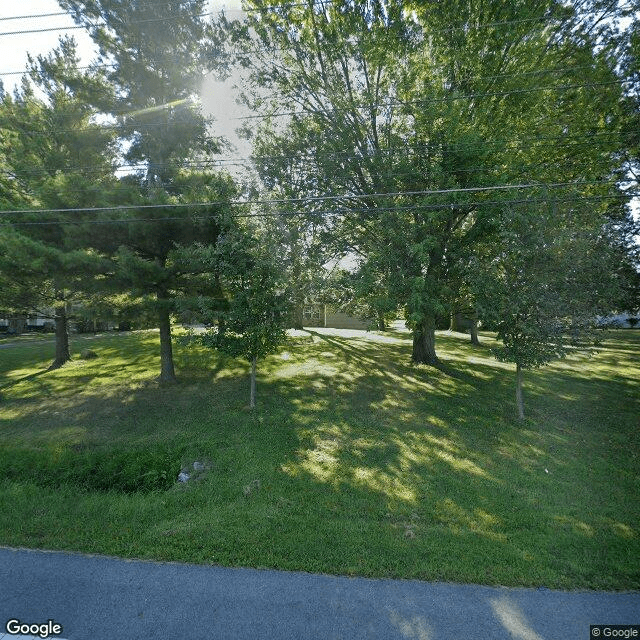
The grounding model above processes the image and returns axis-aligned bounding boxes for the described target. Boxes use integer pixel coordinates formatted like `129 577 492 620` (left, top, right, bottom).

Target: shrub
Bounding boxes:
0 444 182 493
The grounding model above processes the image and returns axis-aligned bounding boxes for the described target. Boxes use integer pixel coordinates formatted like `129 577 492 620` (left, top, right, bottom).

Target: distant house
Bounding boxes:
0 313 52 333
301 304 370 330
596 312 639 328
0 308 116 334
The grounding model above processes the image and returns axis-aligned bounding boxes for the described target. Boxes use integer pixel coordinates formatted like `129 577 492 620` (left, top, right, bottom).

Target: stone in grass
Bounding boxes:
177 461 209 484
80 349 98 360
243 479 261 496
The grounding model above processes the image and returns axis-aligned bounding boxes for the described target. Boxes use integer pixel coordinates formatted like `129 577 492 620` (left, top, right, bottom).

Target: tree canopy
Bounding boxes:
0 0 637 419
0 38 117 368
54 0 233 382
227 0 631 369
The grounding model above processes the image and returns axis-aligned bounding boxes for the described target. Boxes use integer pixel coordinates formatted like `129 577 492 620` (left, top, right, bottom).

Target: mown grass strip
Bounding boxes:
0 328 638 589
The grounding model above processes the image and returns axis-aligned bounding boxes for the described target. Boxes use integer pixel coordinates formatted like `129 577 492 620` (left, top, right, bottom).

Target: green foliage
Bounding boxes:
470 193 625 418
176 221 290 406
231 0 629 365
0 444 180 494
59 0 220 171
200 283 289 364
0 38 119 366
0 37 118 209
474 202 619 371
328 266 398 330
192 226 290 365
41 1 235 381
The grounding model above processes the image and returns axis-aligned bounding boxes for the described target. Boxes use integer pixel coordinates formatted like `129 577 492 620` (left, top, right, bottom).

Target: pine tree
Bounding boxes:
59 0 232 382
0 38 117 368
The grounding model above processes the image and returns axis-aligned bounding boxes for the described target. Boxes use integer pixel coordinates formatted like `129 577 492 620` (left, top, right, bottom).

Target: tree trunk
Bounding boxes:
49 303 71 370
158 304 177 384
377 311 386 332
249 356 257 409
470 314 480 346
292 306 304 330
10 316 26 335
411 316 440 365
449 312 456 331
516 363 525 420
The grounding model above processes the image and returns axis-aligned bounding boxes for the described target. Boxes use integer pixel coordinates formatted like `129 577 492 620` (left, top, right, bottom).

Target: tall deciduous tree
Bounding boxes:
229 0 627 366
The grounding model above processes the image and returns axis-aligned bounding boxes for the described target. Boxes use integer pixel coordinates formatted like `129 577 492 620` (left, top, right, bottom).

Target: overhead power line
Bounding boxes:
0 11 68 22
0 0 330 24
0 1 349 38
0 193 634 227
0 23 86 37
235 80 627 121
0 157 590 186
0 1 630 43
0 64 116 78
0 12 213 38
0 129 620 170
0 8 543 38
3 0 630 35
0 180 630 218
0 60 597 84
0 0 204 21
0 78 626 139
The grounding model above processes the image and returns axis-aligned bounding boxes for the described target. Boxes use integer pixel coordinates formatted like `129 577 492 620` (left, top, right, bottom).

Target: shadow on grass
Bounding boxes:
303 329 485 391
1 328 638 588
0 368 49 391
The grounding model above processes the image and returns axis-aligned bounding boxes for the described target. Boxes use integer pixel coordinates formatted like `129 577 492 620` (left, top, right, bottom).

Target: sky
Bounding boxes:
0 0 97 92
0 0 249 155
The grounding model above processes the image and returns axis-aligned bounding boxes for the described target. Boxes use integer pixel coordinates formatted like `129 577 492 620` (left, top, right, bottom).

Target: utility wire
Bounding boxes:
0 0 333 23
0 9 547 38
0 78 626 138
0 0 372 38
0 158 576 185
0 23 86 37
0 0 209 20
0 60 598 84
0 12 213 38
3 0 630 34
0 1 629 44
0 11 69 22
235 80 627 121
0 63 117 77
0 130 621 175
0 181 629 217
0 153 622 196
0 193 634 227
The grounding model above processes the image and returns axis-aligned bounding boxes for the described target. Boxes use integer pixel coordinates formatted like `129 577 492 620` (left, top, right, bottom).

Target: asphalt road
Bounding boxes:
0 547 638 640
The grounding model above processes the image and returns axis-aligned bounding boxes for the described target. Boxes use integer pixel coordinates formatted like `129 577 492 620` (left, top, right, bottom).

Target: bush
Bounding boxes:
0 444 182 493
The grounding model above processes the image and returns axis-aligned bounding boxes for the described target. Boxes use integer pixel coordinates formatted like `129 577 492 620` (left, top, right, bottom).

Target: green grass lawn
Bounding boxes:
0 326 638 590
